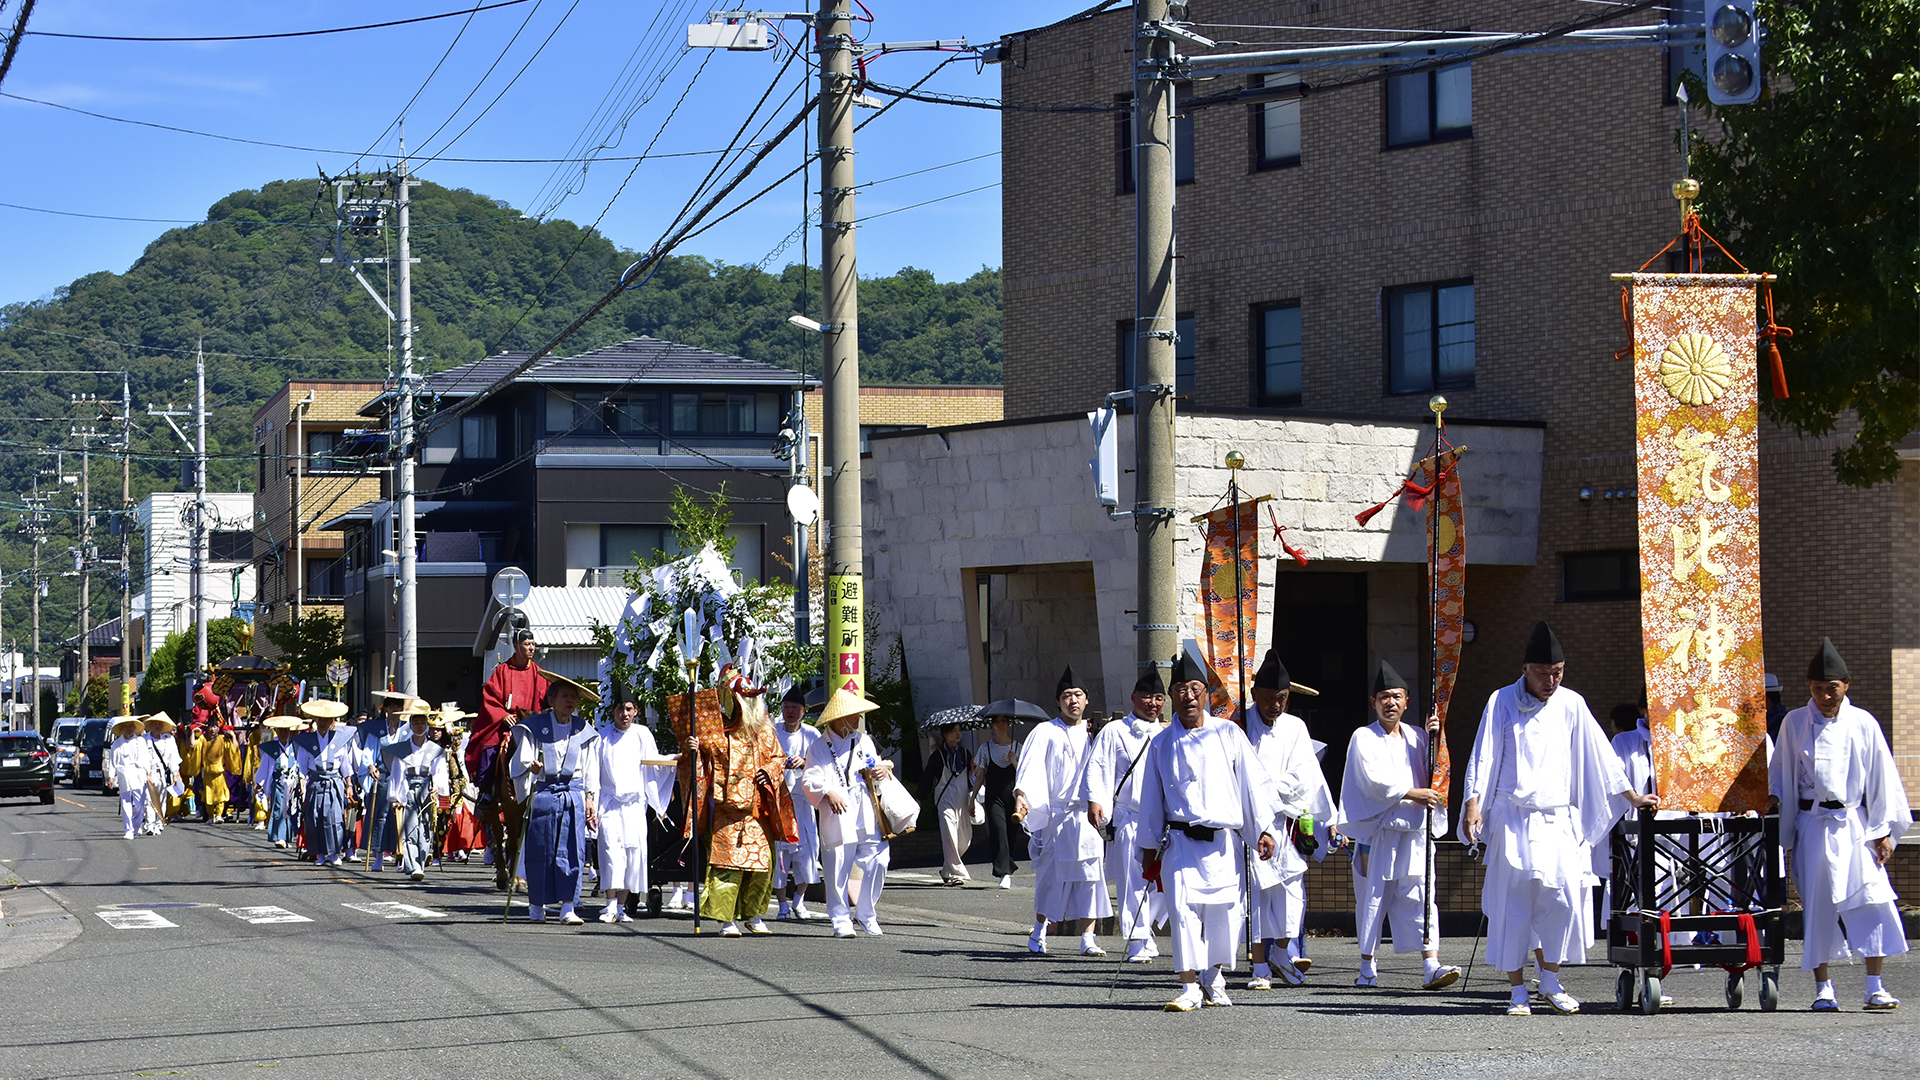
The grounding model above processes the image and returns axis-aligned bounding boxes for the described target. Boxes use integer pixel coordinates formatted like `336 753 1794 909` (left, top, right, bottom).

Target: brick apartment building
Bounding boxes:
249 380 387 655
859 1 1916 797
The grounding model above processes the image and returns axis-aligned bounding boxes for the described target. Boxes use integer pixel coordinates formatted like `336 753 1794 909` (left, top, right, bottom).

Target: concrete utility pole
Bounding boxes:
396 153 419 697
1132 0 1179 681
195 341 208 672
120 375 131 705
818 0 865 697
76 412 91 701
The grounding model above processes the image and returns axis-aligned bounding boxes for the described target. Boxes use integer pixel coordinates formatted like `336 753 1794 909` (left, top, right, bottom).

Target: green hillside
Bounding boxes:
0 178 1001 673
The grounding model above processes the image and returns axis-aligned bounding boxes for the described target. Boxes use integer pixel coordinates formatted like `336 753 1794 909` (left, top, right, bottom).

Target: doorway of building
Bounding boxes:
1270 568 1368 800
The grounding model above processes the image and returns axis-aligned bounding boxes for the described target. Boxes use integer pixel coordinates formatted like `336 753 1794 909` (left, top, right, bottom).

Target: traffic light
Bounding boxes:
1704 2 1762 105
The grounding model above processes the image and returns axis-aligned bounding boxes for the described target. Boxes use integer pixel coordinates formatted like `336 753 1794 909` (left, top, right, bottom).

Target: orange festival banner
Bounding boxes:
1424 449 1465 803
1197 499 1263 719
1627 273 1770 813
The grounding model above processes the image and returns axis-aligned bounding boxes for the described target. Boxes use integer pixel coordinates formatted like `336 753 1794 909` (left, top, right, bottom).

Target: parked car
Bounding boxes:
72 719 111 790
51 719 81 782
0 731 55 804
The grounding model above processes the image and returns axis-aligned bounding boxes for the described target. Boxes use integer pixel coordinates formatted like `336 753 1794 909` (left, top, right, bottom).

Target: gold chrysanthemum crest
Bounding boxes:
1658 334 1733 407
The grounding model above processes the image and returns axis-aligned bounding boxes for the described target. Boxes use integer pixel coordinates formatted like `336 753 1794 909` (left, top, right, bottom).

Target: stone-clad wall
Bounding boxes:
863 410 1541 718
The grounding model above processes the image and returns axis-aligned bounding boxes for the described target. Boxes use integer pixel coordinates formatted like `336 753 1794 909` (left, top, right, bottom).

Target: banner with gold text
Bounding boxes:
1629 273 1769 813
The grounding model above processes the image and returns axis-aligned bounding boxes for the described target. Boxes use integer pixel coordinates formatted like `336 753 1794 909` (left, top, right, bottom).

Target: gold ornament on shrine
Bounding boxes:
1658 333 1733 406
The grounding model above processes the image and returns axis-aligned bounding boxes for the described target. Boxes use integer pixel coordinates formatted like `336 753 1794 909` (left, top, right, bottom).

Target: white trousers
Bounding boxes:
822 839 888 924
120 787 148 835
1487 876 1581 971
1169 884 1240 974
774 794 821 887
596 799 649 894
938 803 973 881
1111 815 1168 940
1251 873 1305 942
1355 866 1438 955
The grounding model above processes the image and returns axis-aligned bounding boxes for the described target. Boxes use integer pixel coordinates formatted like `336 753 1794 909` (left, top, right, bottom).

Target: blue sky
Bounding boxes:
0 1 1099 307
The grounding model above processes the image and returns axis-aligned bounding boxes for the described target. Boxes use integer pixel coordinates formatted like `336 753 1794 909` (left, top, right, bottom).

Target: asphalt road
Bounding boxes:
1 789 1915 1080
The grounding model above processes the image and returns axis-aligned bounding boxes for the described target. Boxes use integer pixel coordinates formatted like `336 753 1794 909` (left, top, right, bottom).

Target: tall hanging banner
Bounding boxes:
1425 449 1466 802
1628 273 1769 813
1197 500 1261 718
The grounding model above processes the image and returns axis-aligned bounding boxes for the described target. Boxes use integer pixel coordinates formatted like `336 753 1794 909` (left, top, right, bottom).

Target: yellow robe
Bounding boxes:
173 735 202 818
199 735 237 811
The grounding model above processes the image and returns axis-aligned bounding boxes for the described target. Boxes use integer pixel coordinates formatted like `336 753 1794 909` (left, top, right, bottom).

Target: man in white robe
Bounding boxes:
1136 652 1276 1011
1242 649 1337 989
584 687 676 923
1082 669 1170 963
1340 660 1459 991
774 690 823 919
1770 637 1910 1011
383 703 451 882
143 713 183 836
1014 665 1112 956
803 688 892 938
1462 621 1657 1016
110 718 152 839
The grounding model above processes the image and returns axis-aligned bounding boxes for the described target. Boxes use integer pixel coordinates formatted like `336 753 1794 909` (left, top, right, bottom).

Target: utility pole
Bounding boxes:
396 152 418 697
817 0 865 698
24 479 47 732
1133 0 1179 682
194 342 208 672
119 376 132 711
75 409 91 705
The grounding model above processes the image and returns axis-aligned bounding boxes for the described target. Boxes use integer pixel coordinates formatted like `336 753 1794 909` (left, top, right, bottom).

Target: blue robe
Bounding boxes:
510 711 597 909
355 717 402 854
261 740 299 846
294 728 355 862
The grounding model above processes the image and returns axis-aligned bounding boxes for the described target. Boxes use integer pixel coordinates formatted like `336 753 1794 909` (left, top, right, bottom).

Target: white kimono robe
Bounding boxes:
1464 679 1628 970
1014 717 1111 923
1341 718 1447 955
803 727 889 927
774 723 823 887
1247 708 1338 942
582 723 675 893
110 735 151 835
1769 697 1912 968
1080 712 1169 940
1134 715 1274 974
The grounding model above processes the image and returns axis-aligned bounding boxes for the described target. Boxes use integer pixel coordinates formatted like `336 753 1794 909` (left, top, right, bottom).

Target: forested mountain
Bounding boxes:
0 178 1001 669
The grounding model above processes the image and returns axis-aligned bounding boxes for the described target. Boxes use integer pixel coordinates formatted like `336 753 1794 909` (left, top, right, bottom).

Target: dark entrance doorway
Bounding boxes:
1269 568 1369 800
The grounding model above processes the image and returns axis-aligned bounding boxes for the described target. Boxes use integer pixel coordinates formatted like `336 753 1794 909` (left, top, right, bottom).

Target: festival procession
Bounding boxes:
96 293 1910 1017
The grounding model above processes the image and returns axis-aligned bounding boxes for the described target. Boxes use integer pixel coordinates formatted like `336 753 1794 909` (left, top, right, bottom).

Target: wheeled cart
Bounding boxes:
1607 807 1787 1014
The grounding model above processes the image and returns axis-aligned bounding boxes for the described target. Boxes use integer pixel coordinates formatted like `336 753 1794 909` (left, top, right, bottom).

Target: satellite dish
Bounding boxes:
490 566 531 610
786 484 820 527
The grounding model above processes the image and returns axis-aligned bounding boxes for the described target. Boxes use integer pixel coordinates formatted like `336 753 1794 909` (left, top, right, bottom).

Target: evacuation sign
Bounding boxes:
827 573 864 698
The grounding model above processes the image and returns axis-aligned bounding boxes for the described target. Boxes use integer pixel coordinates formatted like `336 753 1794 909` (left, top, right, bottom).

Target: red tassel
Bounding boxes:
1767 341 1789 400
1354 502 1389 527
1282 538 1310 567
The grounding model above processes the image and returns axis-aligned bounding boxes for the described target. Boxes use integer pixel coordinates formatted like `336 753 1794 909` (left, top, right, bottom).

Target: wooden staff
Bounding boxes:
1423 395 1448 952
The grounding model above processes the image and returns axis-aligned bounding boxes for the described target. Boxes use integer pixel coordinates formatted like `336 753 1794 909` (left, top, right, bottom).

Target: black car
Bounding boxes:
72 719 111 790
0 732 55 804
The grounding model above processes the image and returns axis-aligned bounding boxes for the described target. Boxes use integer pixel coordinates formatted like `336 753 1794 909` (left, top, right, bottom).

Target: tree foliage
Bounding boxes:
1689 0 1919 485
260 611 354 684
0 178 999 655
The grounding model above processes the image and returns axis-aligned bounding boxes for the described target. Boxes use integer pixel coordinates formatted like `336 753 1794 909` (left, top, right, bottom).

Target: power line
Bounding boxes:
22 0 533 43
0 91 773 164
417 0 582 160
860 182 1000 223
0 200 529 227
347 0 491 174
0 0 37 91
409 0 554 158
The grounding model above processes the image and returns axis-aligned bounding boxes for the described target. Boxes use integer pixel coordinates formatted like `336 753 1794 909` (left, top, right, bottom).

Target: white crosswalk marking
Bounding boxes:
342 901 446 919
96 910 176 929
221 905 312 924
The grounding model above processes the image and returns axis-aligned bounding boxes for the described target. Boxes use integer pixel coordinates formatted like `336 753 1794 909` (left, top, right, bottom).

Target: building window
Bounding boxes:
1254 74 1301 169
461 415 498 460
1115 88 1195 195
305 557 345 600
423 421 458 465
612 393 660 435
860 424 924 453
1118 316 1196 398
1386 280 1474 394
669 392 781 435
306 432 340 473
257 446 266 488
1386 61 1471 147
1255 302 1303 406
210 530 251 562
1563 550 1638 602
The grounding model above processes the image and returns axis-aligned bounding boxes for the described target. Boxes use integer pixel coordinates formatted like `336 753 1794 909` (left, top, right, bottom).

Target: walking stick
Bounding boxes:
1228 467 1255 966
501 792 529 923
1422 396 1447 955
690 744 704 934
1109 836 1168 1000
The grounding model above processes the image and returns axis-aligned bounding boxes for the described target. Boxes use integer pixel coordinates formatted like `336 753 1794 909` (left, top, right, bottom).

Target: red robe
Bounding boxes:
471 659 544 776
